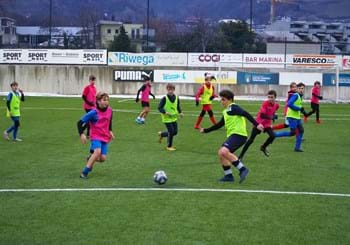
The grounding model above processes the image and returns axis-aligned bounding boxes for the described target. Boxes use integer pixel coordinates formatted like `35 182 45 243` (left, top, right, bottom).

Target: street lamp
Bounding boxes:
249 0 253 32
146 0 150 51
49 0 52 48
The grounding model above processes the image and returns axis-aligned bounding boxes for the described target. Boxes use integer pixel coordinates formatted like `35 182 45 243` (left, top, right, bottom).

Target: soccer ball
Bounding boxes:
153 170 167 185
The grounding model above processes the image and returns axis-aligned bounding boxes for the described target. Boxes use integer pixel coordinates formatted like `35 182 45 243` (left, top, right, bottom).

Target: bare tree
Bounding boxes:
78 4 100 48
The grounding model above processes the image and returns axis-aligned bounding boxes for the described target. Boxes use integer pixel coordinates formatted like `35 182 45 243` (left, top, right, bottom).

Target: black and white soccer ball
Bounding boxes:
153 170 167 185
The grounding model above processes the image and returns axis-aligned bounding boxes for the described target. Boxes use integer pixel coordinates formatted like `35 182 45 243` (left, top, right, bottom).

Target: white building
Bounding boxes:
0 17 17 47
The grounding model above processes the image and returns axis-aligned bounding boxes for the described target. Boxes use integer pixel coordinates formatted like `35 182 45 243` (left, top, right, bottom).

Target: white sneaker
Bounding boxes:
13 138 23 142
3 131 9 140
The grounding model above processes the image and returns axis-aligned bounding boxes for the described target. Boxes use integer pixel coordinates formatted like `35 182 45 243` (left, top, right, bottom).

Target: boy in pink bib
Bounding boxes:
77 92 115 179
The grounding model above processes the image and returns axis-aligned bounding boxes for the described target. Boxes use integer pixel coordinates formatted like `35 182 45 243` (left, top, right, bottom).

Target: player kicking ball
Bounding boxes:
200 90 263 183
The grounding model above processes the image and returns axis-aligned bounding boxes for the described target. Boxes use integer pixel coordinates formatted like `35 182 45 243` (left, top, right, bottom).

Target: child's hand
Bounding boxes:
257 124 264 132
110 131 115 140
180 112 184 118
80 134 87 144
18 88 23 93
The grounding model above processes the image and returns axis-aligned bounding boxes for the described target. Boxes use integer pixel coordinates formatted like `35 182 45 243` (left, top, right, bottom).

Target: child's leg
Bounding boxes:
141 106 150 119
194 110 206 128
218 135 248 182
315 104 320 121
81 148 101 178
11 117 20 140
262 127 276 148
238 127 259 160
95 142 108 162
166 122 177 147
81 141 106 178
208 109 217 125
295 122 304 151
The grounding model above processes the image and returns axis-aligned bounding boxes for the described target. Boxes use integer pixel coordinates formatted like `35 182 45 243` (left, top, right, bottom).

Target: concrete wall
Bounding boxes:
0 65 349 101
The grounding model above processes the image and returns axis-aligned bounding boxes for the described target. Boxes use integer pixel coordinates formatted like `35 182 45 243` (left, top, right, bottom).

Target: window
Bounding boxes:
131 29 135 39
107 29 111 34
1 19 7 26
115 29 119 34
136 29 140 39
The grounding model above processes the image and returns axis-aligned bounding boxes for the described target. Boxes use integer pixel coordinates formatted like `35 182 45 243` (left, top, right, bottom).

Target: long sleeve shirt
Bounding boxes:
204 104 258 133
158 94 182 114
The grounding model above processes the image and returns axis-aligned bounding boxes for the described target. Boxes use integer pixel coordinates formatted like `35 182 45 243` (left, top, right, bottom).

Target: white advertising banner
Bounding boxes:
108 52 187 66
154 70 237 84
286 54 340 68
279 72 322 86
342 56 350 70
243 54 285 68
1 49 24 63
187 53 242 68
0 49 107 64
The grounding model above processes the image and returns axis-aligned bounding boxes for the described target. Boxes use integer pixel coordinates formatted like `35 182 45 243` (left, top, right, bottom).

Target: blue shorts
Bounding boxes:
90 140 109 155
287 118 302 130
222 134 247 153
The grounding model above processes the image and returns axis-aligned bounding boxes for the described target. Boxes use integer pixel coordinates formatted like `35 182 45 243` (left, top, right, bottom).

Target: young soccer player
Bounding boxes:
272 82 297 130
194 73 217 129
238 90 279 160
158 83 184 151
81 75 97 136
274 82 306 152
200 90 264 183
77 92 115 179
305 81 323 124
3 81 25 142
135 73 155 124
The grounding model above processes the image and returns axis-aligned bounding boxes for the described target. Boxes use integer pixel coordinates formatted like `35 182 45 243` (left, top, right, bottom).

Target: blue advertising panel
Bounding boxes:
323 73 350 87
237 72 279 85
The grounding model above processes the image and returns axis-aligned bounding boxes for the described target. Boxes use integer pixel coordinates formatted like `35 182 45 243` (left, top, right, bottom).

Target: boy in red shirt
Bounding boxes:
194 73 217 129
272 82 296 130
239 90 279 160
305 81 323 124
81 75 97 136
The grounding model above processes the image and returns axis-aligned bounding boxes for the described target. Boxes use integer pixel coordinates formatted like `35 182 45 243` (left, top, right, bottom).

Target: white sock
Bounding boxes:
224 169 232 175
236 161 244 170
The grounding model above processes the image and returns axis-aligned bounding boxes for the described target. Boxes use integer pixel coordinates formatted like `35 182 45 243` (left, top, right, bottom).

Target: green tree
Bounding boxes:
109 26 131 52
219 21 265 53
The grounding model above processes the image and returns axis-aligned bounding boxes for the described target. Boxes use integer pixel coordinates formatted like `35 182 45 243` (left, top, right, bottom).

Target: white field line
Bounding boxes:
13 107 350 120
1 106 349 118
0 187 349 197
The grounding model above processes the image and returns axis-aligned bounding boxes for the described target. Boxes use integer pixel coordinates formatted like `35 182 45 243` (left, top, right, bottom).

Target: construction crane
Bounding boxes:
258 0 298 23
270 0 298 23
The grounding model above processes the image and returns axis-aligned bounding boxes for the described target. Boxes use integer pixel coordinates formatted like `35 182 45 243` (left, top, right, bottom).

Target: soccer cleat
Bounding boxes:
219 174 234 182
239 168 249 184
158 131 163 143
3 131 10 140
316 119 321 124
260 145 270 157
135 118 143 124
304 116 308 123
80 172 88 179
194 125 200 129
13 138 23 142
166 147 176 151
294 148 304 152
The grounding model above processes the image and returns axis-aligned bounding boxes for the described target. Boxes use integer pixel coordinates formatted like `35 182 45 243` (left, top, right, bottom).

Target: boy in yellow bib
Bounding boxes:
158 83 184 151
4 81 25 141
200 90 264 183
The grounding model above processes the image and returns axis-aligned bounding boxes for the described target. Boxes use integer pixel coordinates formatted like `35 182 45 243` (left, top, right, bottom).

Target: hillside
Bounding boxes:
0 0 349 26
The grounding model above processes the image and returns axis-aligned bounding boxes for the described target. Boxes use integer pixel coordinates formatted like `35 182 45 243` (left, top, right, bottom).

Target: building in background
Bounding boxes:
0 17 17 48
96 20 155 51
261 18 350 54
